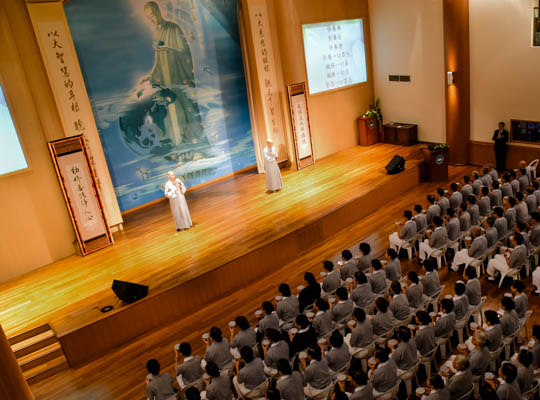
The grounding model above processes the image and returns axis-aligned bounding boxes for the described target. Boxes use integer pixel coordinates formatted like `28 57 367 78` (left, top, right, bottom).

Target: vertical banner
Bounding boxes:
287 83 314 169
247 0 287 165
48 135 114 255
26 2 123 228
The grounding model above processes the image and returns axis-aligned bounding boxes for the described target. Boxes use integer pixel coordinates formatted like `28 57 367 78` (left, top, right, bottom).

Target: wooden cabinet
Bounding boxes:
357 116 378 146
383 123 418 146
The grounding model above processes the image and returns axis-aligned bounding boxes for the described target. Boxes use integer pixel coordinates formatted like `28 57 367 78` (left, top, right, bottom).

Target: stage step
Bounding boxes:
9 325 69 385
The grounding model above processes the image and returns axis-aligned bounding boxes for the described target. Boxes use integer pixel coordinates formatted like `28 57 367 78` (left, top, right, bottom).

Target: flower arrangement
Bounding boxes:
427 143 450 151
364 97 382 131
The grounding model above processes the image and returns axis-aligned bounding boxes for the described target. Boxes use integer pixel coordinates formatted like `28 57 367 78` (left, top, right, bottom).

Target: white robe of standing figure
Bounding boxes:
164 172 192 231
264 140 283 192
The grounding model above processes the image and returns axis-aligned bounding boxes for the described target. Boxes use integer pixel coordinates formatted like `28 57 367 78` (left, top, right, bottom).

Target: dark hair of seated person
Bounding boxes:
205 361 220 378
353 307 366 323
235 316 251 331
359 242 371 255
329 330 344 348
265 390 281 400
355 271 368 284
278 283 291 297
209 326 222 342
315 298 329 312
179 342 192 357
240 346 254 363
342 249 353 260
146 359 160 375
375 297 389 313
265 328 281 343
277 358 292 375
323 260 334 271
440 298 454 314
407 270 419 284
185 386 201 400
371 259 382 270
336 287 348 301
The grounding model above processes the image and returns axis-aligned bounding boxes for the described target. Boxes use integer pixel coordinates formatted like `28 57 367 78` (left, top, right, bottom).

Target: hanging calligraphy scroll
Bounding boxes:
287 83 314 169
48 135 113 256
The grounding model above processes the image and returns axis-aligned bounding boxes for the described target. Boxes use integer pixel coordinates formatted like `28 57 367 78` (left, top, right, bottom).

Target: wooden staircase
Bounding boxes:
8 323 69 384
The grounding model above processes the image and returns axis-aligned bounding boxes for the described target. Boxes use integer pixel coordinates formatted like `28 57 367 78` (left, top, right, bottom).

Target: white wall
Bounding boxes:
368 0 446 143
470 0 540 142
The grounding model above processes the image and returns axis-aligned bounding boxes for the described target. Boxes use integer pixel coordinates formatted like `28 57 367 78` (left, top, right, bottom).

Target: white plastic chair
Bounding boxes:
519 310 533 344
244 379 269 399
489 343 505 372
528 159 539 179
398 362 419 397
498 261 526 288
373 383 400 400
522 378 540 400
470 296 487 326
401 237 417 260
419 346 438 379
431 246 448 269
454 385 474 400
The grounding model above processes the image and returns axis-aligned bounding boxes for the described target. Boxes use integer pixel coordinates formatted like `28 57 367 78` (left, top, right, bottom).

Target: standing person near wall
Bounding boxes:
492 121 509 171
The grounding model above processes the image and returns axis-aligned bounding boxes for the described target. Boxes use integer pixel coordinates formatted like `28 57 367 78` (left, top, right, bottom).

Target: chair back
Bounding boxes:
454 385 474 400
522 378 540 400
244 379 269 399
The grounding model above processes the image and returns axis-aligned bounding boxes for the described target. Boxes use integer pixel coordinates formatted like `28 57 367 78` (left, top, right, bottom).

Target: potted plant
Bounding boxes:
365 97 383 134
423 143 449 181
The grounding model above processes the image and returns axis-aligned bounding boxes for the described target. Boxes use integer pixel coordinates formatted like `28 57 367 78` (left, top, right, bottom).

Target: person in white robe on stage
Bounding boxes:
264 138 283 192
164 171 192 231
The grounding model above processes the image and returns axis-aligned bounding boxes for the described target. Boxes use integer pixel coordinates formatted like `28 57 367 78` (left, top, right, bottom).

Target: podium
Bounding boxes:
357 116 378 146
383 122 417 146
422 148 449 182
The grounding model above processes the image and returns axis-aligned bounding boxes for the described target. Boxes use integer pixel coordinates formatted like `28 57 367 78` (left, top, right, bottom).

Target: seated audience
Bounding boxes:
232 346 267 397
276 283 299 326
346 307 373 351
175 342 203 389
434 299 456 339
203 361 233 400
450 225 487 271
499 296 519 337
350 271 375 308
388 210 417 252
405 271 424 309
370 348 398 395
203 327 233 370
445 208 460 242
301 346 332 398
419 216 448 262
426 194 441 226
339 250 356 280
463 266 481 306
516 349 534 394
413 204 428 233
372 297 394 336
421 259 441 297
368 259 386 295
486 233 527 281
257 301 279 339
231 316 257 352
414 311 437 356
452 281 469 321
262 328 289 375
275 359 304 400
322 330 350 373
312 298 334 338
511 280 527 319
331 287 353 323
321 260 341 295
289 314 317 357
425 373 449 400
466 330 490 377
388 280 410 321
349 369 373 400
449 183 463 210
484 310 503 352
356 242 372 273
442 355 473 399
390 326 418 376
384 248 401 281
146 359 177 400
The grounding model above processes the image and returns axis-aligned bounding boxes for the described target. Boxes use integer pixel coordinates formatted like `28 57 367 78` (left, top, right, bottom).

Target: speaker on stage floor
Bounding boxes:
112 280 148 303
385 155 405 175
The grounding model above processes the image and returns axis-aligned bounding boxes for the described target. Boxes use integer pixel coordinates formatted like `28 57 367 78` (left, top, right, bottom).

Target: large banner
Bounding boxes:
63 0 255 211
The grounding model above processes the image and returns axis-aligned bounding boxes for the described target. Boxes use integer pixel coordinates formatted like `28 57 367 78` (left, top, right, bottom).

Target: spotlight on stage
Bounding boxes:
385 155 405 175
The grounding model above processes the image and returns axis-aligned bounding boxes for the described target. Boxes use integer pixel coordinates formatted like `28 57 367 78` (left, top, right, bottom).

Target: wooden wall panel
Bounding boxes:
468 140 540 168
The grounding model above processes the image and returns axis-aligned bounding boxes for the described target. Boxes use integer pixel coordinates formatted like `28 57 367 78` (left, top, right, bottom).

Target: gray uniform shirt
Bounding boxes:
486 227 498 248
514 293 528 319
322 270 341 293
400 220 417 241
415 325 437 355
472 179 483 196
276 372 304 400
478 196 491 216
340 260 357 280
392 340 418 370
462 184 473 198
486 324 503 351
146 373 176 400
232 328 257 350
324 343 350 371
508 244 527 268
453 294 469 321
331 300 353 322
385 258 401 281
351 283 374 308
505 207 517 230
264 341 289 368
459 211 471 232
205 339 233 369
350 320 373 348
434 312 456 338
427 204 441 226
414 214 428 232
312 311 334 338
276 296 300 323
502 182 513 198
303 359 332 390
389 293 410 321
429 226 448 248
258 312 279 335
500 310 519 337
530 224 540 246
446 369 473 399
406 282 424 308
496 381 522 400
422 271 441 297
177 355 203 384
438 197 450 216
446 218 460 241
237 358 266 389
467 346 490 376
468 204 480 226
512 179 520 194
450 192 463 210
469 236 487 258
356 254 372 273
527 195 537 214
490 189 503 208
516 201 529 224
372 310 394 336
349 383 374 400
371 359 398 393
517 364 534 393
495 217 508 239
369 270 387 294
465 278 481 306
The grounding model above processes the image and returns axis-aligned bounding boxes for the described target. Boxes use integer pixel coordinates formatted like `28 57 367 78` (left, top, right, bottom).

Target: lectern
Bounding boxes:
357 116 378 146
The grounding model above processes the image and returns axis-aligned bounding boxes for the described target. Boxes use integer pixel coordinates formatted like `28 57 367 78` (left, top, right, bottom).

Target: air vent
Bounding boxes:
389 75 399 82
399 75 411 82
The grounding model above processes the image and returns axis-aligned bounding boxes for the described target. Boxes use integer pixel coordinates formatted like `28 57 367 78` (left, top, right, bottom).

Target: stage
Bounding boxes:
0 143 423 369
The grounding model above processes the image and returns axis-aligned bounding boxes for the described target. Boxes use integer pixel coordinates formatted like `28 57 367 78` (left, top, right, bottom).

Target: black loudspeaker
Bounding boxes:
112 280 148 303
385 155 405 175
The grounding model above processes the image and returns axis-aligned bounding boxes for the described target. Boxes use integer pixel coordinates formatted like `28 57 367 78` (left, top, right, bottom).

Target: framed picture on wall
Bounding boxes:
48 135 114 255
287 82 315 169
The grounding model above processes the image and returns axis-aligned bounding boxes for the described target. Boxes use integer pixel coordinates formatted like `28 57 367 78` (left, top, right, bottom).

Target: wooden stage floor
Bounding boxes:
0 143 423 340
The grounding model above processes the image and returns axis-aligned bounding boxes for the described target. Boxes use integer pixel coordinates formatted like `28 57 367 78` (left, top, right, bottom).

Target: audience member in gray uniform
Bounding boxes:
484 310 503 352
351 271 375 308
510 170 521 194
372 297 394 336
425 374 450 400
257 301 280 339
519 168 531 192
289 315 317 358
472 171 483 195
450 225 487 271
461 175 473 198
531 326 540 368
480 167 493 187
406 271 424 308
458 202 472 233
414 311 437 356
487 233 527 281
534 181 540 204
464 267 481 306
390 327 418 374
414 204 428 232
526 186 538 214
467 195 480 226
204 327 232 370
453 282 469 321
321 260 341 295
339 250 357 280
484 216 498 248
488 164 499 182
175 342 203 388
490 180 503 208
347 307 373 350
275 359 304 400
434 299 456 338
449 183 463 210
230 316 256 352
511 280 528 319
323 330 350 372
513 222 529 251
499 296 520 337
515 192 529 224
301 346 332 398
445 208 460 242
146 359 177 400
421 259 441 297
426 194 441 226
436 188 450 216
184 387 201 400
478 186 491 217
349 369 373 400
262 328 289 374
494 207 509 239
203 361 232 400
467 330 490 377
443 355 473 399
501 174 514 198
368 259 387 295
389 210 417 251
490 362 522 400
389 280 410 321
276 284 299 326
232 346 267 396
370 348 398 394
504 197 517 231
331 287 353 323
312 298 334 338
516 349 534 394
529 212 540 246
384 249 401 281
356 243 372 273
419 216 448 261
